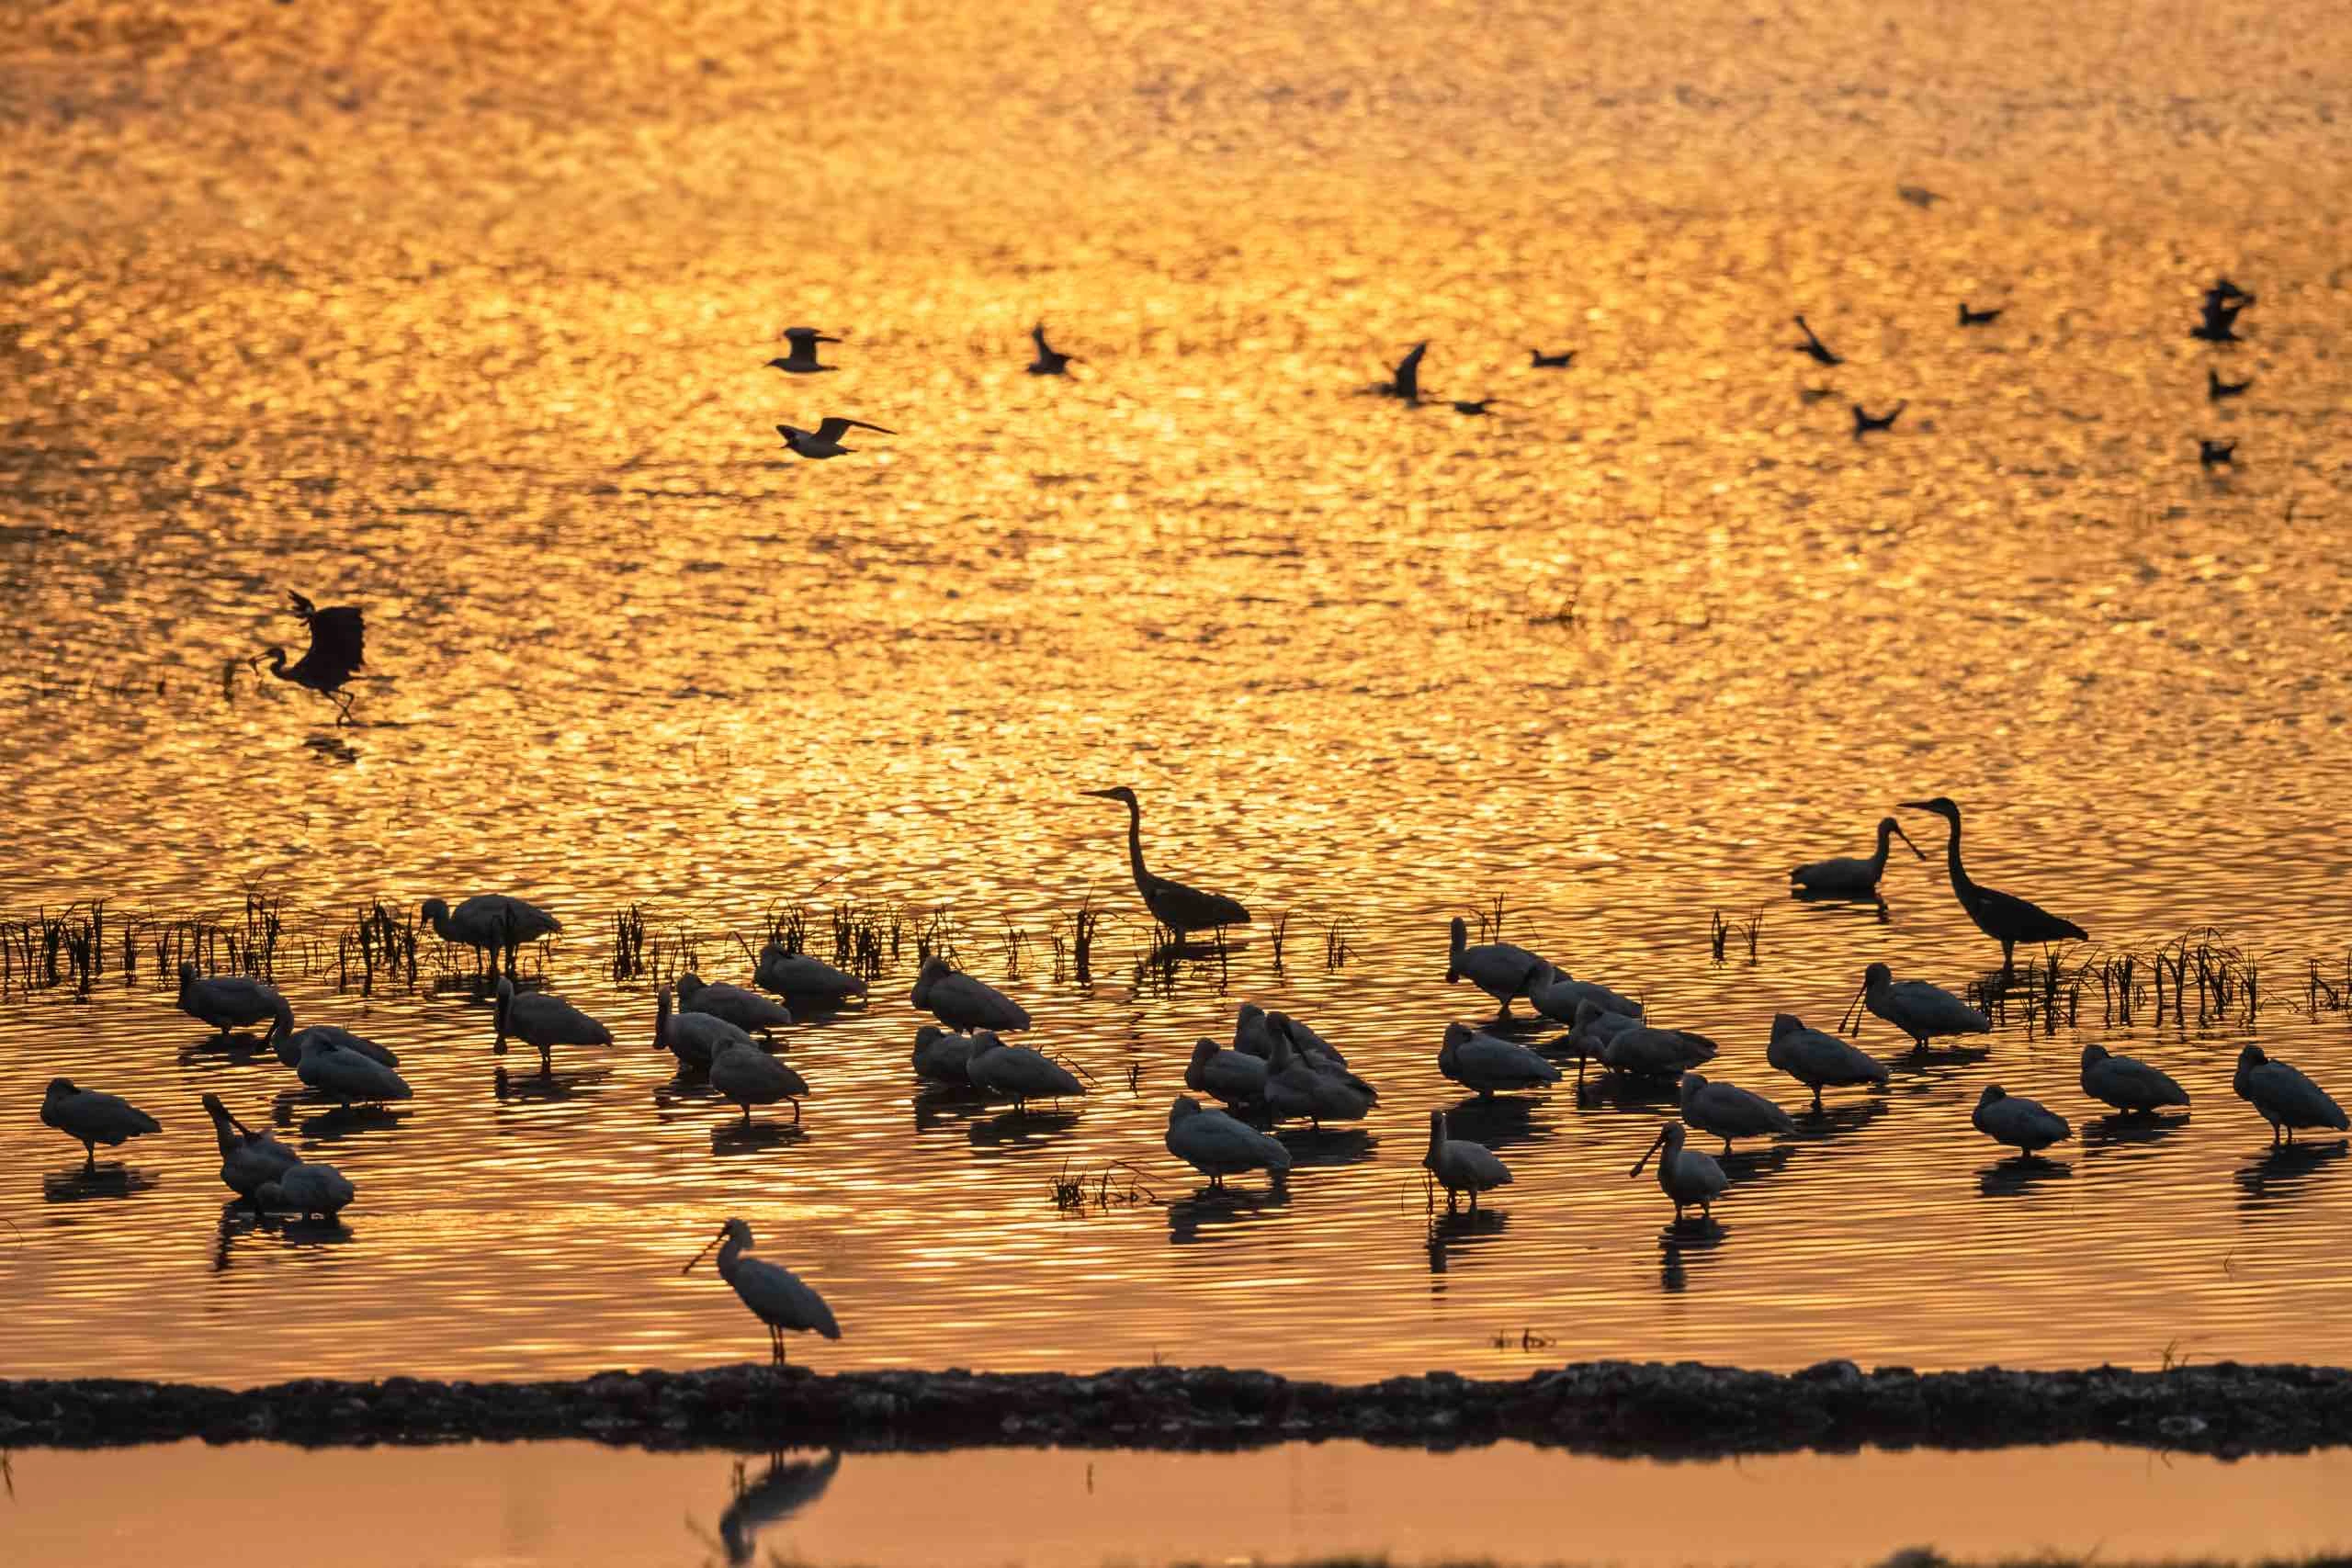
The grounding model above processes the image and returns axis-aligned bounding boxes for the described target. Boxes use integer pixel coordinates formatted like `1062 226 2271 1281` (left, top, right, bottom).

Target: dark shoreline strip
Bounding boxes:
5 1359 2347 1456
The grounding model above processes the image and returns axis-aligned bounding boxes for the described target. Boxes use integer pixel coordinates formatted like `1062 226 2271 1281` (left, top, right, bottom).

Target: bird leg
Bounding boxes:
741 1103 752 1129
82 1142 96 1174
1811 1087 1826 1112
1467 1188 1479 1213
791 1099 802 1125
538 1047 553 1078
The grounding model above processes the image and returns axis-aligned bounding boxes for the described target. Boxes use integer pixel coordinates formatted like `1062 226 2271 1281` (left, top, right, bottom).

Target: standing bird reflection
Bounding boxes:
684 1217 840 1365
252 590 366 725
1082 786 1251 941
1899 797 2086 976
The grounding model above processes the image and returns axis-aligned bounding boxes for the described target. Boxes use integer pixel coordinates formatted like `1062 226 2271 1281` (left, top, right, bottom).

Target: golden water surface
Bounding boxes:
4 0 2352 1383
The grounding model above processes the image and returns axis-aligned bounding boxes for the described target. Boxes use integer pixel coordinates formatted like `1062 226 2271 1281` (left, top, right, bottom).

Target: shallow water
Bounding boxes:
10 1440 2352 1568
5 0 2352 1386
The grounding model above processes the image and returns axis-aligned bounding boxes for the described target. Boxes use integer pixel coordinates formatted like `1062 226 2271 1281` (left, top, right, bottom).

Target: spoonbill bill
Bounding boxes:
2079 1044 2190 1115
252 590 366 724
495 975 613 1076
1165 1096 1290 1190
1439 1022 1562 1098
296 1034 413 1107
1446 917 1545 1020
177 962 292 1043
966 1032 1083 1111
40 1078 161 1170
1766 1012 1889 1109
2233 1046 2348 1145
755 944 867 1004
1632 1122 1726 1221
1862 962 1992 1051
1973 1085 2071 1156
1185 1037 1270 1109
910 957 1031 1032
421 895 561 978
1081 786 1252 940
711 1038 809 1125
1790 817 1925 898
1898 797 2087 976
1678 1073 1795 1154
684 1217 840 1365
678 972 794 1037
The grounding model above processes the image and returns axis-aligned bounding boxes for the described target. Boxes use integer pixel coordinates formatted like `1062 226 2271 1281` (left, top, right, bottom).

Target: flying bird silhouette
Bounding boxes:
777 418 894 459
1852 400 1907 438
2199 438 2237 469
253 591 366 724
2207 367 2252 401
1026 323 1075 376
1957 303 2003 326
767 327 842 375
1792 315 1842 367
1529 348 1575 368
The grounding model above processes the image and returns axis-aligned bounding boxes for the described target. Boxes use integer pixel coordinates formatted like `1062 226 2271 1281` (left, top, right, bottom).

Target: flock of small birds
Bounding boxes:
33 783 2351 1365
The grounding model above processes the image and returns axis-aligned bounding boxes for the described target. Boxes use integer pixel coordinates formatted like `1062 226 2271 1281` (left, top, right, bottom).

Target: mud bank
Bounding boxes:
4 1360 2347 1457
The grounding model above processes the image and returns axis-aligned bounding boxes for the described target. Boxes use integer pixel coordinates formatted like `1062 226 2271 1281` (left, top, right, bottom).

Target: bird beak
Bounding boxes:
1895 798 1937 811
1630 1126 1668 1178
681 1227 726 1274
1079 789 1118 800
1893 822 1926 860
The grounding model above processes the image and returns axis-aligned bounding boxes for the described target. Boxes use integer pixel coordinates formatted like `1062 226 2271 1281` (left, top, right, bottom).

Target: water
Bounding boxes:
8 1440 2351 1567
6 0 2352 1386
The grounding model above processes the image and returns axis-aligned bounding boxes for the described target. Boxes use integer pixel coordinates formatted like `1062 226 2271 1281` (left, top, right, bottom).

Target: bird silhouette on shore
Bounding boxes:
766 327 841 375
253 591 366 725
2208 368 2252 401
1852 400 1907 438
1958 303 2002 327
1792 316 1841 367
1026 323 1074 376
2199 438 2237 469
777 418 893 460
1529 348 1575 368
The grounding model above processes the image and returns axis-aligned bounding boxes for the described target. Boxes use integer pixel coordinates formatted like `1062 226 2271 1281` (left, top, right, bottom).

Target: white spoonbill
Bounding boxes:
1530 965 1641 1028
495 975 614 1076
1165 1096 1289 1190
910 957 1031 1032
1265 1036 1373 1130
2234 1046 2348 1145
684 1217 841 1364
966 1032 1083 1111
1561 998 1643 1081
658 985 752 1070
296 1034 413 1107
177 962 292 1043
257 1161 357 1221
421 895 561 977
678 972 794 1037
1185 1037 1270 1109
2080 1044 2190 1116
1600 1021 1720 1080
1439 1022 1562 1098
1423 1111 1510 1213
711 1038 809 1125
1766 1013 1889 1109
40 1078 161 1171
1973 1085 2071 1156
201 1092 300 1204
1790 817 1926 898
912 1026 994 1083
273 1023 398 1072
1631 1122 1726 1221
754 944 867 1005
1266 1011 1377 1102
1678 1073 1795 1154
1446 917 1545 1020
1233 1002 1283 1060
1862 962 1992 1052
1080 786 1252 939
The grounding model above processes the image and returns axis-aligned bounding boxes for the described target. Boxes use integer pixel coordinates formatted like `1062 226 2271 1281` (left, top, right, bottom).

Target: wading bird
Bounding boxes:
1026 322 1075 376
1377 341 1428 403
766 327 841 375
41 1078 161 1171
1852 400 1907 438
1081 786 1252 940
966 1032 1083 1111
177 961 293 1043
1530 348 1575 368
273 1023 398 1073
1632 1122 1726 1222
658 984 752 1071
910 956 1030 1032
684 1217 840 1365
1446 917 1544 1020
1791 816 1926 898
2079 1043 2190 1116
1185 1037 1269 1109
1530 966 1641 1027
253 591 366 724
1678 1072 1795 1154
494 975 613 1076
1861 962 1993 1051
2234 1046 2347 1145
1563 998 1643 1082
420 894 562 978
201 1093 300 1205
1424 1110 1510 1213
754 944 867 1005
1265 1035 1372 1130
2208 367 2252 401
711 1038 808 1126
2199 438 2237 469
776 417 894 459
295 1034 413 1107
257 1160 356 1221
1766 1012 1888 1109
1601 1020 1720 1081
1973 1084 2070 1156
1898 796 2086 976
1266 1011 1377 1101
678 972 793 1037
1439 1022 1562 1097
1792 315 1842 367
1166 1096 1289 1190
1958 303 2003 326
912 1025 994 1083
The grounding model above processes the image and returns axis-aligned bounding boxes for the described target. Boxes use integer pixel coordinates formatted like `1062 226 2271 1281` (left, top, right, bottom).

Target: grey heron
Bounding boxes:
1080 786 1251 940
252 590 366 725
1899 796 2086 976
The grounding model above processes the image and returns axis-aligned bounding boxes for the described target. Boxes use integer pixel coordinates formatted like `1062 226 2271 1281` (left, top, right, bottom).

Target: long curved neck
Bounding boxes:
1871 822 1894 873
1123 798 1150 891
204 1104 239 1158
1942 812 1974 894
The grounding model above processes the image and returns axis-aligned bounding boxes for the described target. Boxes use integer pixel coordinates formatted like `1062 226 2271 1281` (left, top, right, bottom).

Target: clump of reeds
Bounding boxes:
1473 893 1508 943
829 900 891 980
2308 954 2351 1014
999 920 1028 980
2150 930 2258 1026
609 904 649 980
913 908 961 968
1049 1159 1159 1213
1324 916 1355 970
1050 895 1102 984
1708 907 1765 965
334 899 418 994
1268 909 1290 972
760 902 810 957
0 903 107 996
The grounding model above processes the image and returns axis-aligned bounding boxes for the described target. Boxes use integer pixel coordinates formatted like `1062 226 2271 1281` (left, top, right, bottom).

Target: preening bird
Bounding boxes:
2234 1046 2347 1145
253 590 367 724
420 895 561 978
1439 1022 1562 1097
1424 1111 1510 1213
1973 1084 2070 1156
1766 1012 1888 1109
711 1038 809 1125
754 944 867 1004
273 1023 399 1073
911 1025 995 1084
1898 796 2086 976
1852 400 1907 438
177 961 293 1043
1600 1020 1720 1081
677 972 794 1037
1677 1072 1794 1155
767 326 841 375
1165 1096 1289 1190
1791 816 1925 898
1631 1122 1726 1221
776 417 894 459
256 1161 357 1221
2079 1043 2190 1116
40 1078 161 1171
1026 322 1075 376
910 956 1031 1032
1862 962 1992 1051
684 1217 841 1365
201 1092 300 1204
295 1033 413 1107
1185 1037 1270 1109
965 1032 1082 1111
1529 966 1641 1028
494 974 613 1076
1081 786 1251 939
1446 916 1545 1020
1792 315 1842 367
1264 1035 1372 1129
657 984 753 1070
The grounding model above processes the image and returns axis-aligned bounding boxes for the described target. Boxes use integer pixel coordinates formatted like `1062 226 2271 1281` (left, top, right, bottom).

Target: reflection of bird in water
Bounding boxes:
1792 816 1925 898
1632 1122 1725 1222
966 1032 1083 1111
253 590 367 724
2234 1046 2347 1145
1082 786 1251 940
2079 1044 2190 1115
41 1078 161 1171
756 944 867 1005
1677 1072 1794 1154
202 1092 299 1206
1166 1096 1288 1190
1530 348 1575 368
495 975 613 1076
1900 796 2086 976
910 956 1031 1032
1423 1110 1510 1213
1767 1012 1888 1109
421 894 561 978
684 1217 841 1365
1973 1085 2071 1156
712 1038 808 1125
2199 437 2237 469
1440 1023 1561 1097
678 972 794 1037
1446 918 1545 1020
719 1451 842 1565
2208 367 2253 401
766 326 842 375
178 962 292 1043
1862 962 1992 1052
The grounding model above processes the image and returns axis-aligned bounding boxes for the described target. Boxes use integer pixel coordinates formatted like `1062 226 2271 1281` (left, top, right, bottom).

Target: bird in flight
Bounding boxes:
1026 323 1075 376
1852 400 1907 438
2208 367 2252 401
776 417 894 459
2190 298 2245 344
1896 185 1944 208
767 327 842 375
1376 341 1428 403
1529 348 1575 368
1792 315 1842 367
2199 438 2237 469
1957 303 2002 327
253 591 367 725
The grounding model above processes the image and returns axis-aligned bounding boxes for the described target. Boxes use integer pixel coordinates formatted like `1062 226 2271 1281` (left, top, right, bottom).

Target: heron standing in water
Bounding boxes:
1899 796 2086 976
252 590 366 724
1081 786 1252 941
684 1217 841 1365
